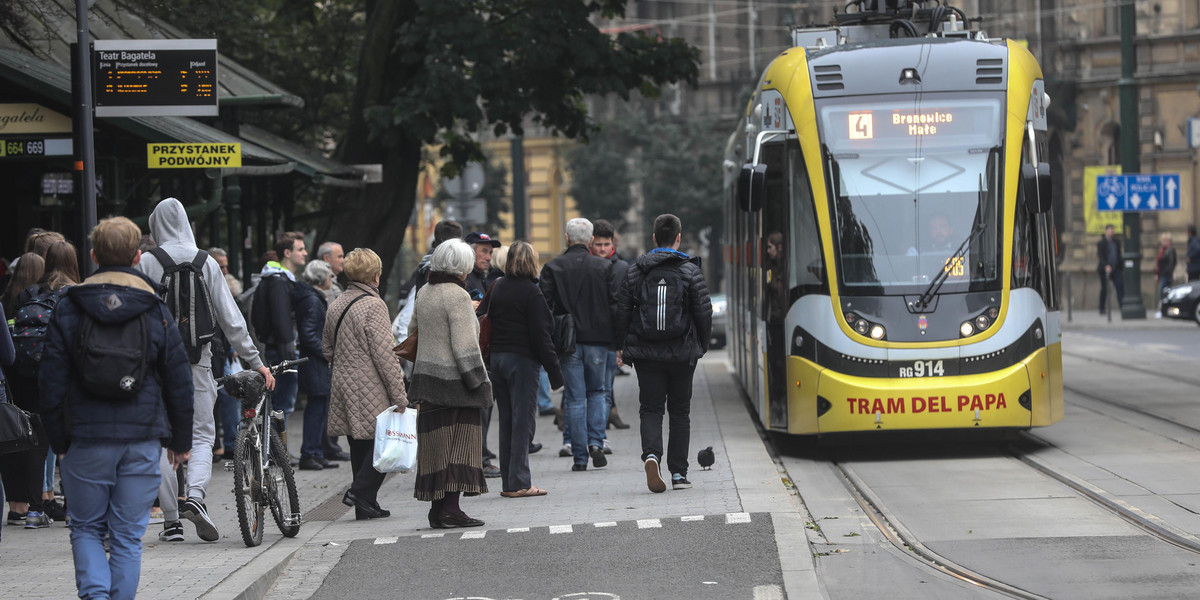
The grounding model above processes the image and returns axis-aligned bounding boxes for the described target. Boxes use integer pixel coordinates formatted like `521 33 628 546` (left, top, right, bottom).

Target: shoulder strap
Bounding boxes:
148 247 176 270
190 250 209 270
332 293 369 347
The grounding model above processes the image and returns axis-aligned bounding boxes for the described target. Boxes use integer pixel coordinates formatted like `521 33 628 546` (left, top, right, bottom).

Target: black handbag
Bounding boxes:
552 313 576 356
0 381 38 455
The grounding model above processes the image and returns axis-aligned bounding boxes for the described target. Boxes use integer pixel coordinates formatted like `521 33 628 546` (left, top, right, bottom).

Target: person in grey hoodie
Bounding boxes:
141 197 277 543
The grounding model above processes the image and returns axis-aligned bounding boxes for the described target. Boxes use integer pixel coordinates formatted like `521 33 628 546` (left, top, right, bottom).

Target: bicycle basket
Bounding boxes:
223 370 265 407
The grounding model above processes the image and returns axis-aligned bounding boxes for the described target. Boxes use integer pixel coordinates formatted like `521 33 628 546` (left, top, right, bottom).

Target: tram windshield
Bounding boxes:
817 93 1004 296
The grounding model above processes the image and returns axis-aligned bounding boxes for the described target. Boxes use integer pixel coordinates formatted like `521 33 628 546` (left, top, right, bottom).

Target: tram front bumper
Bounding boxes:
789 348 1053 433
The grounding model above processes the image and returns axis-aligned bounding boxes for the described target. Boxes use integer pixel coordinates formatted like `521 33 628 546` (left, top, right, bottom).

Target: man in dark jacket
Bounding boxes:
1097 224 1123 315
41 217 194 600
591 219 632 435
540 218 615 471
613 214 712 493
464 231 503 475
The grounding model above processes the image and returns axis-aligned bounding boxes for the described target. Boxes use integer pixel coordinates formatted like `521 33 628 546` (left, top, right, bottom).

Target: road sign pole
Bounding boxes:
74 0 97 275
1119 0 1146 319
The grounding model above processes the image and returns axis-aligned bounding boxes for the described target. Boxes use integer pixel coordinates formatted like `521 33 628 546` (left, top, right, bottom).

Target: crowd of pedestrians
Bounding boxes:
0 202 715 599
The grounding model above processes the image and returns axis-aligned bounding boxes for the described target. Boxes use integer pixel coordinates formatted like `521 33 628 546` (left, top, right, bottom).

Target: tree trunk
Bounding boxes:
324 0 417 295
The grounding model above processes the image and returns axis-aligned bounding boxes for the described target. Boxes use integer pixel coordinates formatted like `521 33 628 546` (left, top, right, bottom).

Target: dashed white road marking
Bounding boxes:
594 521 618 528
373 536 398 545
507 527 530 533
681 515 705 522
461 531 486 539
549 525 573 534
421 533 445 538
726 512 752 524
637 519 662 529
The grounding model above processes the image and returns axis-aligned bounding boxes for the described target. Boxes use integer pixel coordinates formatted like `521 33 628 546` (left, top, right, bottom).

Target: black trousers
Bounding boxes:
0 374 46 510
491 352 539 492
347 437 385 503
634 359 696 477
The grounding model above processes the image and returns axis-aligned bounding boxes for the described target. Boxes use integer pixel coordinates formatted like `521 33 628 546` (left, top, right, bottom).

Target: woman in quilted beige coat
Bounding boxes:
322 248 407 520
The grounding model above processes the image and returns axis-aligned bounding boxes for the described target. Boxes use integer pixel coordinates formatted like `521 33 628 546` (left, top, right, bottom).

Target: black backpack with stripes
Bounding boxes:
636 263 691 342
148 248 216 364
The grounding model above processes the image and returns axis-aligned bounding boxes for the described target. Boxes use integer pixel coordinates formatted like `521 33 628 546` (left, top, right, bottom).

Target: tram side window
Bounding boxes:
762 143 788 323
1013 135 1044 298
788 146 826 299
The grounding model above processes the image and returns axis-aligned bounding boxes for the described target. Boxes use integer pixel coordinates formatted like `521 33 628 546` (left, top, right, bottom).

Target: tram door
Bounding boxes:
760 143 790 429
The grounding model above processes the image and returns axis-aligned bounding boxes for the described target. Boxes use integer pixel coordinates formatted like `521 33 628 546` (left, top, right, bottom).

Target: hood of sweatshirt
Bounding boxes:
148 197 196 249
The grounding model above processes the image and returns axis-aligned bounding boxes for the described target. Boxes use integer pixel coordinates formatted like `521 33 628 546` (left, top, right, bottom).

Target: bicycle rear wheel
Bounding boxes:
233 426 266 547
267 428 301 537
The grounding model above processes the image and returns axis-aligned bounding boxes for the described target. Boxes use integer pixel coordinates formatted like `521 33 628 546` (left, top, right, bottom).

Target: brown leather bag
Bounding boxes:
393 327 418 363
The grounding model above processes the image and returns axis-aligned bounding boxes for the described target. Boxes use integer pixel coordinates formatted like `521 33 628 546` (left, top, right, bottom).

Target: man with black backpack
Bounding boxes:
142 198 275 543
40 216 195 599
613 214 712 494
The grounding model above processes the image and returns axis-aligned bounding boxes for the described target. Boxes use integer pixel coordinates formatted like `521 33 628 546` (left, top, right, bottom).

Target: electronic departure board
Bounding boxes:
93 39 218 118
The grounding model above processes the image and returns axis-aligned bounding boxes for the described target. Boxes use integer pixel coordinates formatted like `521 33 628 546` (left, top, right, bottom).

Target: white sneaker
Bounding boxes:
558 443 572 457
644 456 666 493
602 439 613 455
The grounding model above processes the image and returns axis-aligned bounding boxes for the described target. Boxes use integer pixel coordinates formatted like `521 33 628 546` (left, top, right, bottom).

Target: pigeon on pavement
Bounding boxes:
697 446 715 470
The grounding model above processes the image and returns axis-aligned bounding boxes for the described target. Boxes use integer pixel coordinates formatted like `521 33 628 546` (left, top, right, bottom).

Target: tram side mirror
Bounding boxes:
738 163 767 212
1021 162 1052 214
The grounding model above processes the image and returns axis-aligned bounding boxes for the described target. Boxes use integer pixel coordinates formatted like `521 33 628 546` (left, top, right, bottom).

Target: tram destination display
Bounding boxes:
93 39 218 117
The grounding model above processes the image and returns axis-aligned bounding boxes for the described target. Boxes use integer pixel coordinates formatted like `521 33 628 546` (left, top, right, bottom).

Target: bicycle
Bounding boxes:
216 358 307 547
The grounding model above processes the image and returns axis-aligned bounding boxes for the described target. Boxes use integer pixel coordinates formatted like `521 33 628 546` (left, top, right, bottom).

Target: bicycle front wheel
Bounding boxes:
267 428 301 537
233 426 266 547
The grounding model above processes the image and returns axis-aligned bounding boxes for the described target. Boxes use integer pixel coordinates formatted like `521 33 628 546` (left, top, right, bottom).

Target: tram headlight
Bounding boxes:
987 307 999 320
869 324 886 340
845 312 858 324
975 315 990 330
960 321 975 337
854 319 870 335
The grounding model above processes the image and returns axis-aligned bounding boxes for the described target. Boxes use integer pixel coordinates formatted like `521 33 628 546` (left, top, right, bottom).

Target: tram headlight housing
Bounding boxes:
845 312 886 341
961 306 1001 338
853 319 870 335
869 324 886 340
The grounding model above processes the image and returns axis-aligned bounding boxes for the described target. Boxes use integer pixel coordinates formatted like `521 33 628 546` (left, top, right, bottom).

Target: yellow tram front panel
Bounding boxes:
803 349 1054 432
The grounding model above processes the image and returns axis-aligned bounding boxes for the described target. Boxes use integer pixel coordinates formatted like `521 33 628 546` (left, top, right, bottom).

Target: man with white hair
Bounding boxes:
317 241 345 302
539 218 616 471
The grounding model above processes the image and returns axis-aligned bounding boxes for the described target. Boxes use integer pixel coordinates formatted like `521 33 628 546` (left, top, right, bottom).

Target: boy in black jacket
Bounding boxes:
613 214 712 494
41 217 194 600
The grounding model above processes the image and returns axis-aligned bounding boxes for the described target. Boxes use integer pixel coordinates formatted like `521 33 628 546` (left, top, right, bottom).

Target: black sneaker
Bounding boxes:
671 473 692 490
298 456 325 470
571 463 587 471
588 445 607 468
159 521 185 542
43 499 67 522
180 497 220 542
558 444 572 457
483 463 501 478
7 511 26 526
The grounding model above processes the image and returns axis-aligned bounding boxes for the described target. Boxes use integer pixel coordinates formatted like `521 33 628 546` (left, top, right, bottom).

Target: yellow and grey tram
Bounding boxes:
724 1 1063 435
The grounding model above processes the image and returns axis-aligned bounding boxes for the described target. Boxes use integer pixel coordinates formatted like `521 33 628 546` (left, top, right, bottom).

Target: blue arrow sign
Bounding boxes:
1096 173 1181 212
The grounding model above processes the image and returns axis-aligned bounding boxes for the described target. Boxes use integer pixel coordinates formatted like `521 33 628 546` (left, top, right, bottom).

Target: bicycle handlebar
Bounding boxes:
215 357 310 386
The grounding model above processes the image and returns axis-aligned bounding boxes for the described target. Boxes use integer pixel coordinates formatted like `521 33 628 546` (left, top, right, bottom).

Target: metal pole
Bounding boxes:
1119 0 1146 319
75 0 97 273
510 136 527 240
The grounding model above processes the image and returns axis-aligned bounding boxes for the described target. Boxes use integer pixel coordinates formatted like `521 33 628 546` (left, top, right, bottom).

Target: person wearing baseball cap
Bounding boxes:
464 232 504 477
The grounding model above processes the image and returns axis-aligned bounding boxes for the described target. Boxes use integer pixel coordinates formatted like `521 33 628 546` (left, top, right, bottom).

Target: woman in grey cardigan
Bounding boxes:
323 248 408 520
409 239 492 528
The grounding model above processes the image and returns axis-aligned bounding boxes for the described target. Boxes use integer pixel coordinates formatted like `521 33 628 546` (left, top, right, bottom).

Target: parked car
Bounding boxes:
710 293 727 349
1161 282 1200 325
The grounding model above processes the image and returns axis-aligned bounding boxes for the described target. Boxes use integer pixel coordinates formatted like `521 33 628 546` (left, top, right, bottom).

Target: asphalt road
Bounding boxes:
309 513 784 600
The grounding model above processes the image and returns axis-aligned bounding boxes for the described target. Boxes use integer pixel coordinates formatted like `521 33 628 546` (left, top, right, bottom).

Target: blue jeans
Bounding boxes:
537 368 554 413
605 350 618 412
560 343 609 465
44 447 57 493
301 394 329 460
216 387 240 452
61 439 161 600
266 348 299 430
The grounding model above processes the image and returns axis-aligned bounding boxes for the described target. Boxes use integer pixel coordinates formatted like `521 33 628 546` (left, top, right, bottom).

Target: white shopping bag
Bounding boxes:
373 406 417 473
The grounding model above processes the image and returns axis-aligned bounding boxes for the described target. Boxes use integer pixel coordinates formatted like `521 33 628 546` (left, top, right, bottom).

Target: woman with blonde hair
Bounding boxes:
323 248 408 519
480 241 562 498
410 238 492 528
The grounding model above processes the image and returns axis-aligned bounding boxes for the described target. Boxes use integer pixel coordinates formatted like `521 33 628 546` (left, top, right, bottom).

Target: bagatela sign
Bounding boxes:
148 143 241 168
